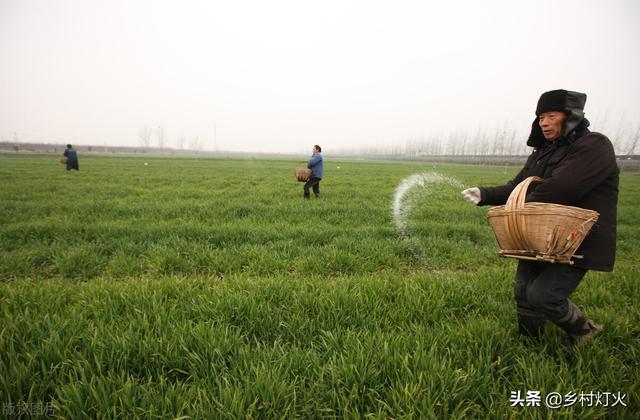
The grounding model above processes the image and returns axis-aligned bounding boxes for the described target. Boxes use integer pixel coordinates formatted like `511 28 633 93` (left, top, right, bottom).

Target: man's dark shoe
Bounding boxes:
518 324 544 343
518 316 546 342
563 319 603 355
574 319 603 346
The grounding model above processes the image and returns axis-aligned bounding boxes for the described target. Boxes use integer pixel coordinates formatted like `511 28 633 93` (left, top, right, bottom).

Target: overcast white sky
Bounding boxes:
1 0 639 153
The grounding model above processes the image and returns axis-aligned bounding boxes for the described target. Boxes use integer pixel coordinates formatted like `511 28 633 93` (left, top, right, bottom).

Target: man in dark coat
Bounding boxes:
63 144 79 172
462 89 619 352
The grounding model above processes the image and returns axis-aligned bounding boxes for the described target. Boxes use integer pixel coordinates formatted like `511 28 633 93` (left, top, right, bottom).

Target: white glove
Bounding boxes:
461 187 481 205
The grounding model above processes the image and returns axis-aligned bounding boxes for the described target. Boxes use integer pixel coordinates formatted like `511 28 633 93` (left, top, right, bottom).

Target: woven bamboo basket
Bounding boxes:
59 157 68 164
487 176 599 264
294 165 311 182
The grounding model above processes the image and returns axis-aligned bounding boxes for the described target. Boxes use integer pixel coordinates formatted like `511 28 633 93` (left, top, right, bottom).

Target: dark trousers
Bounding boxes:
303 177 321 198
514 260 589 338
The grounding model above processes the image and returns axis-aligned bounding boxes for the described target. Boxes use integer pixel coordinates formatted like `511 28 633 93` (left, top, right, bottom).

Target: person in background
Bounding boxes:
304 145 323 199
461 89 618 355
63 144 79 172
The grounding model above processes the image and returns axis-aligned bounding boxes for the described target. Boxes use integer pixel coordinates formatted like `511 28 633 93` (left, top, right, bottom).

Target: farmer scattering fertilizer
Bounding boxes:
462 89 619 356
303 145 324 199
62 144 79 172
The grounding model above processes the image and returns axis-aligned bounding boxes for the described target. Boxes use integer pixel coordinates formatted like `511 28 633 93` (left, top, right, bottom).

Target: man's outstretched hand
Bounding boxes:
462 187 481 205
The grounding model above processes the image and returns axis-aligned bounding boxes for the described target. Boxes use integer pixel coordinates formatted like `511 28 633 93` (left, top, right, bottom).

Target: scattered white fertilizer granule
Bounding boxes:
391 172 465 236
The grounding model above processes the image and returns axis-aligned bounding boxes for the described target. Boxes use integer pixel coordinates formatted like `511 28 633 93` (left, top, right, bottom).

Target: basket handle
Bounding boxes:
506 176 544 211
504 176 544 250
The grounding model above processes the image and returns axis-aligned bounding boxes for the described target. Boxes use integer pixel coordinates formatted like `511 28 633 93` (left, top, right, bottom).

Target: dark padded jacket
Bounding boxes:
478 125 619 271
63 148 79 170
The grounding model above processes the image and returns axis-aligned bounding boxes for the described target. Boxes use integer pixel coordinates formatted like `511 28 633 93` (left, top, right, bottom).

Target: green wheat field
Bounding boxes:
1 154 638 418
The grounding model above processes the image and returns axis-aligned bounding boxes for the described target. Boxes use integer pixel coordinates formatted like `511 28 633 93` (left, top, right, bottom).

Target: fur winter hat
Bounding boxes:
527 89 587 147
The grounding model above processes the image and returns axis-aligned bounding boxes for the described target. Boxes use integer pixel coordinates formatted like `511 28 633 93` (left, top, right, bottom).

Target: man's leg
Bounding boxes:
514 261 547 340
525 264 601 349
312 179 320 197
303 178 313 199
304 177 320 199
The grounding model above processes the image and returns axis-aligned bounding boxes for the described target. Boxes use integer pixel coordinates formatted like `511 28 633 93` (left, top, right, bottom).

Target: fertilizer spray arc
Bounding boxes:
391 172 465 237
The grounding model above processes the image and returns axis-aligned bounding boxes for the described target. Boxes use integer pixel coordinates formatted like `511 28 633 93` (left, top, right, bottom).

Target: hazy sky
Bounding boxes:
1 0 639 153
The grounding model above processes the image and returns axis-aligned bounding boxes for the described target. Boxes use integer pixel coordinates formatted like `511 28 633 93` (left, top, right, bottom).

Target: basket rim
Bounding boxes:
488 202 599 216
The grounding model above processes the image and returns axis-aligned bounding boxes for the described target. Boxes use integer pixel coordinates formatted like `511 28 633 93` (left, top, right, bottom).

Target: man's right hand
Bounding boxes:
462 187 481 205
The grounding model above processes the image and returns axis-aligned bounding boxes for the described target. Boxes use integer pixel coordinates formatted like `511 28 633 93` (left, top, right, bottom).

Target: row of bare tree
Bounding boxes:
138 125 203 151
335 123 640 157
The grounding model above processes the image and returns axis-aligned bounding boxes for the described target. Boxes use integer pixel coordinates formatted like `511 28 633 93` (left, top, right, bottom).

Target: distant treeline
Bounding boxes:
1 141 638 171
0 142 204 156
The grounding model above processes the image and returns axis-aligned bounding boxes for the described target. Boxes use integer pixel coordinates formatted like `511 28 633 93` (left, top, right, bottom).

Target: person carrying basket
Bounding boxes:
461 89 619 354
304 145 324 199
63 144 79 172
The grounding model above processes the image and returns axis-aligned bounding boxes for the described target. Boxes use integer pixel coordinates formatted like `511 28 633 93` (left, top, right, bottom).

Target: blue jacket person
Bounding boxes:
304 145 324 199
63 144 79 172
